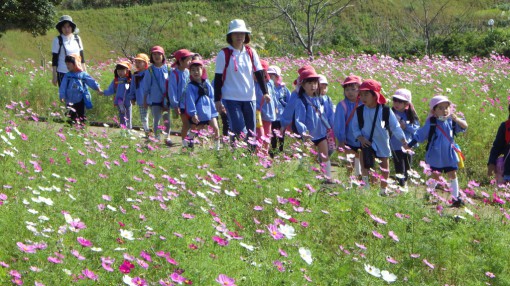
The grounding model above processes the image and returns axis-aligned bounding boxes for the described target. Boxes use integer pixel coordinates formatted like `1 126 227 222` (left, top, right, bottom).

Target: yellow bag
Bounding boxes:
454 144 465 169
256 110 263 128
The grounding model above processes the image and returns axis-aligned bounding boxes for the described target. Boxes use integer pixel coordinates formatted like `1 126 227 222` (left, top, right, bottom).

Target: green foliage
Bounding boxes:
0 0 59 37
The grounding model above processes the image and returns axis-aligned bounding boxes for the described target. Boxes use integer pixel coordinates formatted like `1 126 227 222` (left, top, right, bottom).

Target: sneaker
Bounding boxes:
182 140 189 147
450 198 464 208
379 188 388 196
165 139 174 147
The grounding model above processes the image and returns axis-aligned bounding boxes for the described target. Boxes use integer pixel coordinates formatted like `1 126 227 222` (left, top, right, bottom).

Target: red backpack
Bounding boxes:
221 45 256 85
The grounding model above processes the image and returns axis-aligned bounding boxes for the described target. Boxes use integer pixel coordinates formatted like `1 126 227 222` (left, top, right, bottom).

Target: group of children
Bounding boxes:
58 49 471 207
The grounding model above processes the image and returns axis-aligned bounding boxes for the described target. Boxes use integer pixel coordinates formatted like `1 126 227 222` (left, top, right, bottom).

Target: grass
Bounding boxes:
1 52 510 284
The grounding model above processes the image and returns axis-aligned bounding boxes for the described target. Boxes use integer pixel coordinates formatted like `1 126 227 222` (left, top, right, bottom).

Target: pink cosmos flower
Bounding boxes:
182 213 195 219
372 231 384 239
136 258 149 269
132 277 147 286
423 259 435 269
170 272 186 284
279 249 288 257
485 272 495 278
47 256 62 264
212 236 229 246
216 274 236 285
388 231 399 242
355 242 367 250
82 269 97 280
71 249 85 260
140 251 152 262
273 260 285 272
267 224 284 240
77 237 92 247
17 242 36 253
101 257 114 272
386 256 399 264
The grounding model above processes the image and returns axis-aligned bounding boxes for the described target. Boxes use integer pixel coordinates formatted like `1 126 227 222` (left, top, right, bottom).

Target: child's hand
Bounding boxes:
174 107 181 115
263 93 271 103
192 115 199 124
357 136 371 147
488 164 496 177
215 101 226 114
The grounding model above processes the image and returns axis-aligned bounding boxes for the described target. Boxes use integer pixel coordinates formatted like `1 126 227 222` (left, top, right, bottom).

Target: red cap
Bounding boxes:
342 75 362 87
150 46 165 55
299 68 320 82
188 60 204 67
173 49 194 61
359 79 387 104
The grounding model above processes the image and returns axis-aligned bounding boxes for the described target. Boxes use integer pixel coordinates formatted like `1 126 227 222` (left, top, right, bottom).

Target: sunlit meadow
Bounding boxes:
1 53 510 285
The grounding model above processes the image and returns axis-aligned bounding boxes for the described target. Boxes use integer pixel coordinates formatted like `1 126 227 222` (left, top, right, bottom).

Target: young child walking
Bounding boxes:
318 75 335 112
103 61 133 134
334 75 363 181
59 54 102 125
292 67 335 183
130 53 150 137
255 60 276 153
170 49 194 146
143 46 170 143
351 79 409 195
408 95 468 207
488 105 510 185
267 65 290 156
184 60 221 150
390 89 420 188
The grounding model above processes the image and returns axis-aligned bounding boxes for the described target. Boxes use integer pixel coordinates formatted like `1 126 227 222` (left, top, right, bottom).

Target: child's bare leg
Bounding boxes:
180 113 190 142
380 157 390 189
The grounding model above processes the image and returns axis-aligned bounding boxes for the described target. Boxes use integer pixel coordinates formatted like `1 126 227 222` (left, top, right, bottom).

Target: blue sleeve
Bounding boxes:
326 101 334 129
405 120 420 134
59 74 69 101
185 85 197 117
334 102 346 142
293 99 308 135
454 118 467 134
168 70 179 108
103 80 116 96
351 110 362 140
142 68 152 96
388 109 406 141
81 72 100 91
409 119 431 147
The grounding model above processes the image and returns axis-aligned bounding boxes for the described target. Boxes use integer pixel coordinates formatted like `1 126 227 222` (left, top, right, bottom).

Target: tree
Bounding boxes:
253 0 355 57
0 0 59 37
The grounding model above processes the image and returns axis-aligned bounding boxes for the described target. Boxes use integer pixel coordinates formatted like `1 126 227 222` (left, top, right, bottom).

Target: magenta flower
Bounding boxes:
17 242 36 253
140 251 152 262
101 257 114 272
372 231 384 239
136 258 149 269
47 256 62 264
170 272 186 284
71 249 85 260
77 237 92 247
132 277 147 285
388 231 399 242
212 236 229 246
216 274 236 285
119 260 135 274
273 260 285 272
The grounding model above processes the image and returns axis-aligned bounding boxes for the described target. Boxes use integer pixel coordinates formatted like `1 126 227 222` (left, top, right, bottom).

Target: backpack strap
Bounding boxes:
504 120 510 144
344 98 359 127
356 105 365 129
221 45 255 84
426 117 437 151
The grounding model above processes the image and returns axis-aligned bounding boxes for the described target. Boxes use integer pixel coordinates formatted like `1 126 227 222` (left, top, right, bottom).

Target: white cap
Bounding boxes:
392 88 412 102
318 74 328 85
267 65 281 76
227 19 251 35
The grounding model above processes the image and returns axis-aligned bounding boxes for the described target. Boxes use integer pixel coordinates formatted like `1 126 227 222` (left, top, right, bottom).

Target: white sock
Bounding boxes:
325 161 332 179
354 158 361 176
362 176 370 188
450 178 459 200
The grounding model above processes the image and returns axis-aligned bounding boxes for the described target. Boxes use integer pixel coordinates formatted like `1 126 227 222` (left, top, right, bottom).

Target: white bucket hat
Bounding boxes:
267 65 281 76
227 19 251 35
392 88 412 102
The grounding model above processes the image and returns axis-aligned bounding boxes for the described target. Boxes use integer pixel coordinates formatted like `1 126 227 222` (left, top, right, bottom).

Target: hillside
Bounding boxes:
1 1 509 65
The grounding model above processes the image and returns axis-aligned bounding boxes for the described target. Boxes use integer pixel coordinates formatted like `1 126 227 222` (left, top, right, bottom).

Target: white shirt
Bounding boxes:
214 45 263 101
51 34 84 73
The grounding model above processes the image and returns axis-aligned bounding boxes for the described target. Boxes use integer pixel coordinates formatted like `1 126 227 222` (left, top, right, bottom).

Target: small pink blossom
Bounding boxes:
77 237 92 247
216 274 236 285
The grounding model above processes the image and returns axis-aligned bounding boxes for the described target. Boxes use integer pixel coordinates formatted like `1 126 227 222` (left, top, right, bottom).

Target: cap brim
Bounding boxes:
392 95 408 101
227 29 251 35
56 21 76 31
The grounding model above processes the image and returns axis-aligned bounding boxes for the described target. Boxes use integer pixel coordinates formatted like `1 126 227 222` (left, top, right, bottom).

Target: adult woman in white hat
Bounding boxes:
214 19 270 142
51 15 86 86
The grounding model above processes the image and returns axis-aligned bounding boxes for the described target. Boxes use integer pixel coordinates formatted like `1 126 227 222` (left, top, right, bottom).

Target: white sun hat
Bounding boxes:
227 19 251 35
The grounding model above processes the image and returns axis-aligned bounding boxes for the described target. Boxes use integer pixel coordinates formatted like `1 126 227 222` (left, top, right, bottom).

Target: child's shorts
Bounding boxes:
189 118 210 126
430 166 458 173
312 136 326 146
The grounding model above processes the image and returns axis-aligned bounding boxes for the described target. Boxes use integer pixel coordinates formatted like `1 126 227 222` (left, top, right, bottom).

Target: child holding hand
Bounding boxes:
59 54 102 125
103 61 133 133
408 95 468 207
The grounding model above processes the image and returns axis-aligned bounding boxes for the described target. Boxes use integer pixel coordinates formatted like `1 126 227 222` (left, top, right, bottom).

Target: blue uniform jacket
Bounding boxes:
334 99 362 147
351 105 407 158
255 80 277 122
293 94 334 140
390 109 420 151
59 71 100 104
130 70 147 106
185 79 218 121
103 77 133 106
169 68 190 109
142 65 168 106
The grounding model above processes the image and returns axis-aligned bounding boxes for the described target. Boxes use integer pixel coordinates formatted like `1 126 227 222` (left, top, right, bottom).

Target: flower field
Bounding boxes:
1 53 510 285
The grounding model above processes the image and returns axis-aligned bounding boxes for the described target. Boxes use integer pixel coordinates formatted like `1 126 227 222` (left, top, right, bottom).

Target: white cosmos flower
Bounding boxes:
224 190 237 197
90 247 103 252
299 247 313 265
123 275 136 286
27 209 39 214
278 224 296 239
107 205 117 211
38 216 50 221
275 208 291 219
381 270 397 283
120 229 134 241
263 198 272 204
63 269 72 275
239 242 256 251
68 194 76 201
23 199 30 205
364 264 381 277
464 207 474 216
52 173 61 178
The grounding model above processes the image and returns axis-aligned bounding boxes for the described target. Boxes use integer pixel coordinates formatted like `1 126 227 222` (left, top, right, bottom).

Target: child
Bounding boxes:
334 75 363 181
488 105 510 184
170 49 194 146
268 65 290 156
142 46 170 143
131 53 150 137
103 61 133 133
292 67 335 183
318 75 335 112
184 60 221 150
390 89 420 188
59 54 102 125
351 79 409 195
255 60 277 153
408 95 468 207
